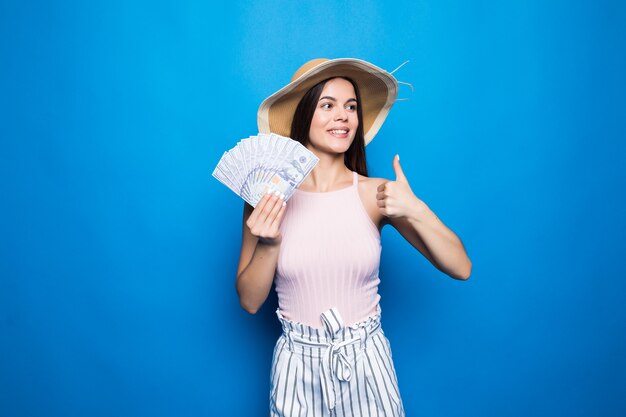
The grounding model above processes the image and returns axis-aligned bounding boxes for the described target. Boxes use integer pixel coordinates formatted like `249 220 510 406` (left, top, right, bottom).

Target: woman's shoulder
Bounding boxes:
356 174 390 231
357 174 390 191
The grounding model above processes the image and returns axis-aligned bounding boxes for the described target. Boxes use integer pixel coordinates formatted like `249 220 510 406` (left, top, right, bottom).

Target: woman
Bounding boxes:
236 58 472 417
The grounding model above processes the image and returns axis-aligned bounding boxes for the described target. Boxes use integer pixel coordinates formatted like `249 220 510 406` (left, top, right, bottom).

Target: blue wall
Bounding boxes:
2 1 625 416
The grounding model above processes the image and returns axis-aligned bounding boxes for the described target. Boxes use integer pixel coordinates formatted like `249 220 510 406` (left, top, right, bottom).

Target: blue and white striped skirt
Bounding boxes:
270 306 405 417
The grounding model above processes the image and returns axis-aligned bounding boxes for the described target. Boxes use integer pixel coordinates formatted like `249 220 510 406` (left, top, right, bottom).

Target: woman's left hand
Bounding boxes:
376 155 422 219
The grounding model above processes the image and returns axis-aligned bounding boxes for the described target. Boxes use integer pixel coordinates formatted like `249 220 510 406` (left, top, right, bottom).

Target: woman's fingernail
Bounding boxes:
282 201 286 206
280 193 285 199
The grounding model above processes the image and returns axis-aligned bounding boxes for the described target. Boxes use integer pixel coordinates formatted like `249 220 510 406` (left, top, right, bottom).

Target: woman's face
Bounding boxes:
308 77 359 155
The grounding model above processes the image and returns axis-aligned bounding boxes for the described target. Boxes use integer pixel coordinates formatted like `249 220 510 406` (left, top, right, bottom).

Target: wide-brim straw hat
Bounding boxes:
257 58 398 146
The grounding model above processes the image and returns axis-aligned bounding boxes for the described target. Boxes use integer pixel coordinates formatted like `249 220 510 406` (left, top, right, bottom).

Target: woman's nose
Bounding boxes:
334 106 348 121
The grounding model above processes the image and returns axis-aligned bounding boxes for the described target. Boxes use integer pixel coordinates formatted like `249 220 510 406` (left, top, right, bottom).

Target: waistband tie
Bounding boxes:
288 308 368 413
322 308 356 413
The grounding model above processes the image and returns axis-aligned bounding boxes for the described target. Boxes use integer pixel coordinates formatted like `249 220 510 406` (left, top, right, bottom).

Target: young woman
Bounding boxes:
236 58 472 417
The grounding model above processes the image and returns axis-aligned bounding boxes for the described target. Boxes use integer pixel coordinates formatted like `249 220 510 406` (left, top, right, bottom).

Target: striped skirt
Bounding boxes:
270 306 405 417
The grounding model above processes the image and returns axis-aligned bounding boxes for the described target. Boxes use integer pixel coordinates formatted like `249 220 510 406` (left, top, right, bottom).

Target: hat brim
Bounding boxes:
257 58 398 146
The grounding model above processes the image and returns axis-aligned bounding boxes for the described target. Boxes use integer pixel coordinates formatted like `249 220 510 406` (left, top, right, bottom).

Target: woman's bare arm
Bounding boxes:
384 212 471 280
373 155 472 280
235 192 286 314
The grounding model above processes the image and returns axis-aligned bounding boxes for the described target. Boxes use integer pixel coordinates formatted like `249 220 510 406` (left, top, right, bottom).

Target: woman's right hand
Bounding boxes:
246 191 287 246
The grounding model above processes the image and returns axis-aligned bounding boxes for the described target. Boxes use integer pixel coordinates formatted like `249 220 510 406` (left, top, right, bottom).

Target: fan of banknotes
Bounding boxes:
212 133 319 207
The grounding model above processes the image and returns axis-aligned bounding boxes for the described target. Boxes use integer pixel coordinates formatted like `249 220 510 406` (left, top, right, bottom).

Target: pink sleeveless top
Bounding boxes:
275 171 382 328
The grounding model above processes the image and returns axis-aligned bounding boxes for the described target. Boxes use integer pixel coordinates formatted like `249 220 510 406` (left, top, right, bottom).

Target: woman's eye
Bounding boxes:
347 104 357 111
321 103 332 109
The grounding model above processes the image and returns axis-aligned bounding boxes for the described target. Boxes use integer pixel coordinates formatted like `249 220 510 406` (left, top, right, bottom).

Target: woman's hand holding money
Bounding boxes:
246 190 287 246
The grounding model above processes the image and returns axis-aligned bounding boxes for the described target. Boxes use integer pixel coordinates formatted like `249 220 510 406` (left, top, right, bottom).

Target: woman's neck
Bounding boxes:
301 153 351 192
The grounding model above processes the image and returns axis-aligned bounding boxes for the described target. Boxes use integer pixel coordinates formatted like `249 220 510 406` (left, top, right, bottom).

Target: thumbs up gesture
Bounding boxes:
376 155 421 219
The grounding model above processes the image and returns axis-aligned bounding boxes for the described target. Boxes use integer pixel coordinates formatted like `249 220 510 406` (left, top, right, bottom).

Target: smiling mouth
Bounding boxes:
328 129 350 136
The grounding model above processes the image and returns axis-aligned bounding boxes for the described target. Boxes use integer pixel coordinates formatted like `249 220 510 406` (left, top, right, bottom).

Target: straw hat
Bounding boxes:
257 58 398 146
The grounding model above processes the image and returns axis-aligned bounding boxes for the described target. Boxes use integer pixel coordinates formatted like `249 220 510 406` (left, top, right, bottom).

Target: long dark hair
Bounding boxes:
290 77 368 176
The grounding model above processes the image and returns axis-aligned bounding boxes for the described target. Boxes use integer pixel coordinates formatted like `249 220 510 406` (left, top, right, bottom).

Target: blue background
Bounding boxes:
2 0 625 416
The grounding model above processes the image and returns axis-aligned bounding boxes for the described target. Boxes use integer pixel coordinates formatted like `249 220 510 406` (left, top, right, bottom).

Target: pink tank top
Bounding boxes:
275 171 382 328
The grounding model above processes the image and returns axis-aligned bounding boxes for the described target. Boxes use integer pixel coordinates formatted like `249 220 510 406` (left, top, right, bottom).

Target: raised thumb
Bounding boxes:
393 154 407 182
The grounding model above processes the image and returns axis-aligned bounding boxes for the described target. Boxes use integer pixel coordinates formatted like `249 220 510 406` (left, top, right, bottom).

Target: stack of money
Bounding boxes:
212 133 319 207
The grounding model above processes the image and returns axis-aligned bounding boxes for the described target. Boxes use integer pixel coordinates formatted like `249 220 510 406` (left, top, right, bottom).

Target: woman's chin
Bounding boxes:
329 146 351 155
329 139 354 154
309 140 354 156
